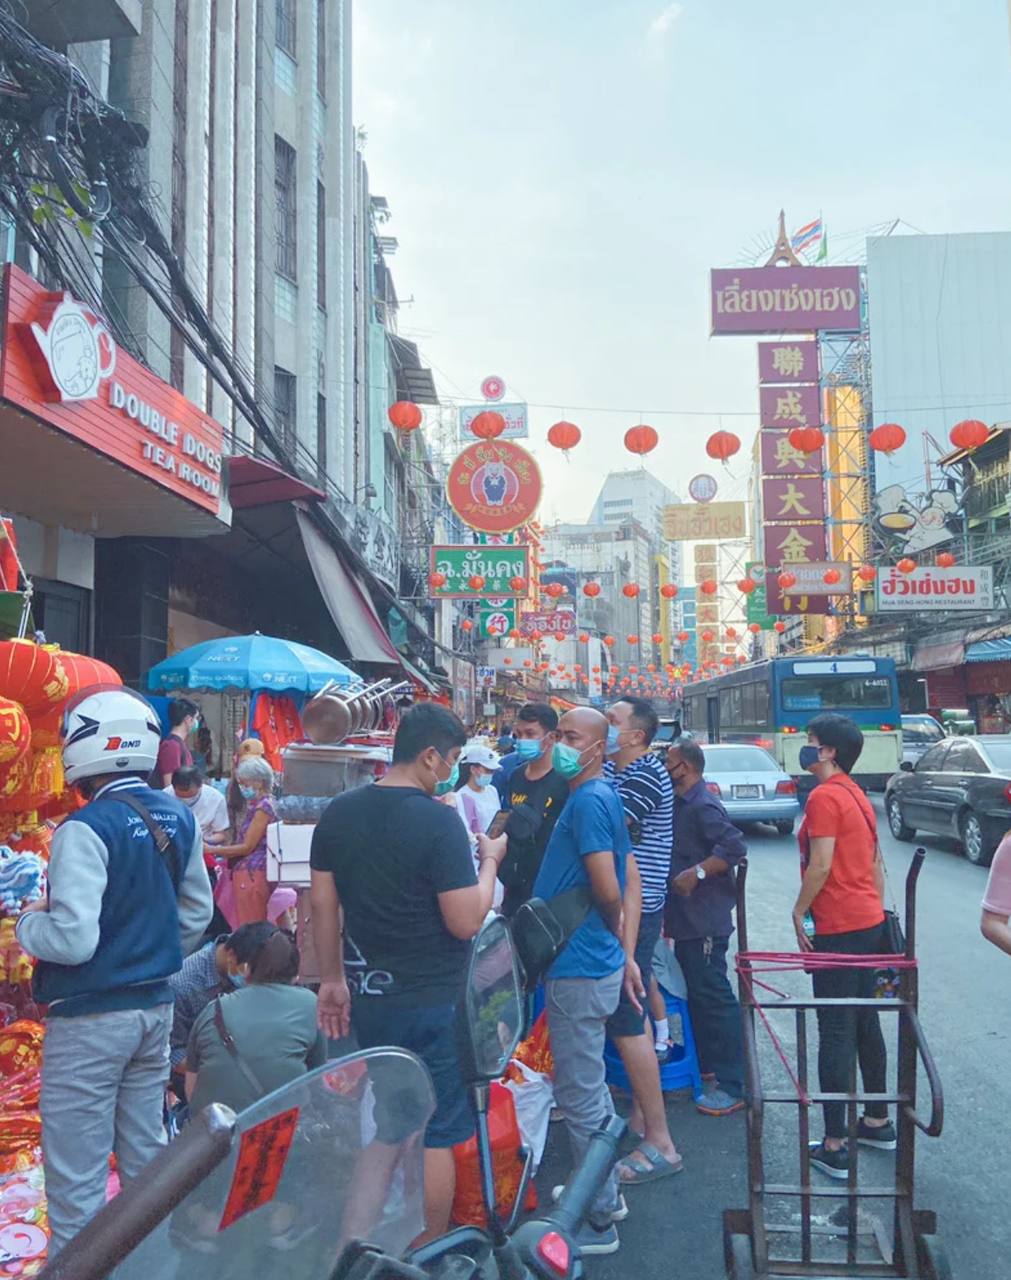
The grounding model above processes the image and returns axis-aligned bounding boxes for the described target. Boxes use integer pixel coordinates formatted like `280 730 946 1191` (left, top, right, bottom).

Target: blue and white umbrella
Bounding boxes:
146 632 357 694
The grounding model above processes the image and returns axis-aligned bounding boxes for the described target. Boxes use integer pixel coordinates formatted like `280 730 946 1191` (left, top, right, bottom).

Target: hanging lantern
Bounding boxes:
869 422 906 454
627 634 639 645
508 575 526 592
507 627 522 640
749 622 761 634
428 571 447 590
624 425 659 456
388 401 423 432
621 583 641 599
651 632 664 645
725 626 737 639
553 631 566 642
582 581 601 598
701 629 715 643
660 583 678 600
705 430 741 463
470 410 506 440
935 551 956 569
573 664 582 673
787 426 825 455
647 663 657 673
949 419 989 451
823 568 841 585
503 657 513 665
0 641 68 713
628 665 639 675
699 579 718 595
461 619 474 632
777 571 797 590
897 557 916 574
774 620 786 634
547 420 582 452
857 564 876 583
0 697 30 767
538 662 549 671
467 575 486 591
544 582 565 599
737 654 747 665
523 659 532 668
737 577 757 595
677 630 689 643
603 635 616 647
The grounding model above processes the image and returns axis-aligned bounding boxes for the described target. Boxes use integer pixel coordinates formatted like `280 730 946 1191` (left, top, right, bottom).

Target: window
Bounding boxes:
780 675 893 712
916 742 952 773
902 718 944 746
275 0 296 55
719 686 742 726
982 742 1011 773
754 681 770 727
706 746 779 773
274 137 297 280
316 392 327 483
274 366 296 455
316 181 326 309
945 739 986 774
316 0 326 95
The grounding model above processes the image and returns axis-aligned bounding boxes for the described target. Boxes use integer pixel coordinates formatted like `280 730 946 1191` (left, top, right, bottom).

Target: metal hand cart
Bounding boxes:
724 849 950 1279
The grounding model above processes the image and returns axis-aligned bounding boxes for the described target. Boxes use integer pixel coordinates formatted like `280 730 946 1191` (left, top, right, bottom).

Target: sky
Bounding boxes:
353 0 1011 525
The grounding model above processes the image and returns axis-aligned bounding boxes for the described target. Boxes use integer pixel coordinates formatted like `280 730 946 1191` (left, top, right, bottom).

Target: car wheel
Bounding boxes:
775 819 795 836
959 810 994 867
887 796 915 842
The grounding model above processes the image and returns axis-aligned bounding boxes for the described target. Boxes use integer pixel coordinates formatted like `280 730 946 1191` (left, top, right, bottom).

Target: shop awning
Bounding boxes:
965 638 1011 664
911 636 966 671
227 455 325 509
295 506 402 665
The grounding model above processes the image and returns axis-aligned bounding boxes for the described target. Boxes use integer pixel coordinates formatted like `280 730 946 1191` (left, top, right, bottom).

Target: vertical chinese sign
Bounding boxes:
694 544 720 667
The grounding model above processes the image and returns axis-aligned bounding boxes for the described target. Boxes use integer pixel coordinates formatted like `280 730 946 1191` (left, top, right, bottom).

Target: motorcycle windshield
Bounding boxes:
117 1047 434 1280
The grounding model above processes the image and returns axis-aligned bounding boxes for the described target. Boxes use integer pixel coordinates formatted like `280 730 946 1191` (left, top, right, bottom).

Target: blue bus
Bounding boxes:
681 655 902 790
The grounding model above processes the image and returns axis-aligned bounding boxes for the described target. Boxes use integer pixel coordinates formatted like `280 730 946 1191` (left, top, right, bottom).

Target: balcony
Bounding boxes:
24 0 141 44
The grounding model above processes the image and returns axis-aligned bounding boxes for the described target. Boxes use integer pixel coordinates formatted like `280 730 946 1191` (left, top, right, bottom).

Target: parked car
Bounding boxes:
901 714 945 769
702 742 799 836
884 734 1011 866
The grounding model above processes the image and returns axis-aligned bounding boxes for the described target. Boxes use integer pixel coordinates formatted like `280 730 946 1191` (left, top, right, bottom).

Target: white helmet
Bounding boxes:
62 685 163 785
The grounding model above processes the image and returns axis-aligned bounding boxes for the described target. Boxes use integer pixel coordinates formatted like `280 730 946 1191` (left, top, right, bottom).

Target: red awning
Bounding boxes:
228 455 325 509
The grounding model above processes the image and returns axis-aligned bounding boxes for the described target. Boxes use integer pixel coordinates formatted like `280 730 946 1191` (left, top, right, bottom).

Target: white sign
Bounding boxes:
477 665 496 687
794 659 877 675
460 402 529 441
875 566 995 613
30 293 115 401
781 561 853 596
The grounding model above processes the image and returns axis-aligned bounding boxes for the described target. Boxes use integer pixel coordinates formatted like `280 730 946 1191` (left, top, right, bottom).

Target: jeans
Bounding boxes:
812 920 889 1139
545 968 623 1224
675 936 744 1099
41 1004 173 1257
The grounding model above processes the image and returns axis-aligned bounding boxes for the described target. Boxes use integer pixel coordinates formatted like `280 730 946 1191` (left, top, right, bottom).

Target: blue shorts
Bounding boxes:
352 998 475 1149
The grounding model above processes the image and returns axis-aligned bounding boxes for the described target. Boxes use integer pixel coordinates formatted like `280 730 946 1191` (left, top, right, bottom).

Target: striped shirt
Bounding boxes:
604 753 675 913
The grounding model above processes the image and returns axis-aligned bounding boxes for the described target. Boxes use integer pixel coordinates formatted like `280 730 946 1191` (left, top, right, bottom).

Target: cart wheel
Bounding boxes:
916 1235 952 1280
726 1233 757 1279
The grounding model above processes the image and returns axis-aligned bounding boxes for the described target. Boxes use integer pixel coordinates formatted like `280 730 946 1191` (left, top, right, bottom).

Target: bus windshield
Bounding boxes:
780 675 894 712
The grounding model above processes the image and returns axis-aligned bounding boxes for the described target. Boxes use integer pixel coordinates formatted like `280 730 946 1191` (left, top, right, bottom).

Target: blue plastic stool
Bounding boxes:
604 984 703 1097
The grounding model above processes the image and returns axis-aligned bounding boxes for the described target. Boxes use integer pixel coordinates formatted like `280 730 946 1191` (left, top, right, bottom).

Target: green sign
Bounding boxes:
745 562 775 630
476 533 517 546
479 601 516 638
430 545 529 598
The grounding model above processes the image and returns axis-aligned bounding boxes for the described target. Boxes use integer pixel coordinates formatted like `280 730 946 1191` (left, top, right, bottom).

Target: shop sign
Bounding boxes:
758 340 819 384
0 266 226 520
460 402 529 441
487 646 534 667
761 476 825 523
476 532 516 545
477 665 496 687
763 525 831 615
779 560 853 596
519 609 575 636
688 474 718 503
760 429 824 475
710 265 861 335
479 600 516 637
429 544 529 598
759 384 821 430
875 566 995 613
744 563 775 629
446 440 542 534
480 375 506 401
663 501 747 542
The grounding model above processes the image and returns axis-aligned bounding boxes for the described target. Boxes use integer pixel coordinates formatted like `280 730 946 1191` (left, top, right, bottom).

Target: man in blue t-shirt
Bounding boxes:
533 706 629 1257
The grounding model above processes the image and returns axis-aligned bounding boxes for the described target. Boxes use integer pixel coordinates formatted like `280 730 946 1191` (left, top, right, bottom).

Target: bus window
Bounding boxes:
754 681 770 726
741 682 756 725
780 675 893 712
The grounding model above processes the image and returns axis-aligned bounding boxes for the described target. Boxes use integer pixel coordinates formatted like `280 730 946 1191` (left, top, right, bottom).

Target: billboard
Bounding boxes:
761 476 825 523
460 402 529 440
663 501 747 541
710 266 861 334
875 566 995 613
759 384 821 430
520 610 576 636
758 340 819 384
779 561 853 596
429 545 529 597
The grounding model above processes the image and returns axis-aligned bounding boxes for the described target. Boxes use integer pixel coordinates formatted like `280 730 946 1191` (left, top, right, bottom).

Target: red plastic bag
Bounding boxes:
451 1081 537 1227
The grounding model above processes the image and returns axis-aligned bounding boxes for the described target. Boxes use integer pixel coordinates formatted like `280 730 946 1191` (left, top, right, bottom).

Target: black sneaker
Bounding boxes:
857 1118 897 1150
808 1141 849 1179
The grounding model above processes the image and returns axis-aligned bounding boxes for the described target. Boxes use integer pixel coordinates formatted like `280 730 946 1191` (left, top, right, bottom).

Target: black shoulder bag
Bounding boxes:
510 887 594 993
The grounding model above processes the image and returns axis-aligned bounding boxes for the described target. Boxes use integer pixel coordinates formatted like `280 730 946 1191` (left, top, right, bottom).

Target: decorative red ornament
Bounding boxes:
621 583 641 599
629 665 638 674
651 632 664 645
647 663 657 673
508 575 526 592
857 564 876 583
701 629 715 643
660 583 678 600
705 430 741 463
749 622 761 634
387 400 422 432
582 581 601 598
530 629 543 641
677 631 689 643
523 659 532 668
935 551 956 569
725 626 737 639
737 654 747 664
428 571 447 590
507 627 522 639
467 574 486 591
461 619 474 632
737 577 756 595
823 568 841 585
547 420 582 452
699 579 718 596
897 557 916 574
774 620 786 634
544 582 565 599
777 572 797 590
573 664 582 673
0 696 30 767
603 635 616 647
624 424 659 457
869 422 906 454
553 631 566 642
787 426 825 455
503 657 513 665
592 665 601 673
577 632 589 644
626 634 639 645
950 419 989 451
469 410 506 441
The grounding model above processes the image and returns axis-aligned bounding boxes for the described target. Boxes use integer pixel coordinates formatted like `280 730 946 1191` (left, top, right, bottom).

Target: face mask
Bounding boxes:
799 745 823 772
515 738 543 762
230 971 247 989
552 741 593 780
605 726 622 755
433 754 459 796
239 785 257 800
180 794 200 808
472 772 493 789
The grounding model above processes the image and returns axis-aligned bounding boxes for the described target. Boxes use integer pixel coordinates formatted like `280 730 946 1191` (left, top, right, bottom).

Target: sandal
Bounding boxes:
615 1141 684 1185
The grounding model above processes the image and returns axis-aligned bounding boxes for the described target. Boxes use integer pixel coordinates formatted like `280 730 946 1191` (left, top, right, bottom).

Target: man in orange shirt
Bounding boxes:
793 714 892 1179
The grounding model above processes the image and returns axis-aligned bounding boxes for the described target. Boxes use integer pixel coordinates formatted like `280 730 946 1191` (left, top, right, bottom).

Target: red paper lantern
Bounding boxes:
553 631 566 642
461 619 474 632
582 581 601 598
621 583 641 599
788 426 825 455
949 419 989 451
508 576 526 592
725 626 737 639
573 664 582 673
749 622 761 634
629 665 639 675
699 579 718 596
774 620 786 633
677 631 689 643
577 632 589 644
467 574 486 591
823 568 841 585
737 577 756 595
547 420 582 452
935 552 956 569
592 665 601 674
603 635 616 647
0 641 69 713
857 564 876 583
388 400 422 432
544 582 565 599
523 659 532 668
701 629 715 643
705 430 741 463
737 654 747 664
503 657 513 665
470 410 506 440
0 696 30 767
507 627 522 639
777 572 797 590
897 557 916 574
869 423 906 454
660 583 678 600
627 634 639 645
428 571 447 589
624 425 659 456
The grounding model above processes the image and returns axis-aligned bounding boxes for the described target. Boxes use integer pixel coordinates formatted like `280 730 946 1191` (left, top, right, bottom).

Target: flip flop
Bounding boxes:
615 1141 684 1185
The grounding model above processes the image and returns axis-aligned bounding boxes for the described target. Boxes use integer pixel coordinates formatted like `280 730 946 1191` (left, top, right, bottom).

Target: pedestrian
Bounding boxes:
225 737 267 836
603 697 682 1185
534 707 628 1257
496 724 514 756
191 724 215 776
155 696 199 787
793 713 894 1178
16 687 213 1257
665 738 746 1118
496 704 569 917
167 765 229 843
981 830 1011 955
454 741 502 835
309 703 506 1244
206 755 276 924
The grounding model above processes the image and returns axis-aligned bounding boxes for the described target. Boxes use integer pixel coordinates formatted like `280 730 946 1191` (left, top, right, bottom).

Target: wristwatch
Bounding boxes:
695 865 707 882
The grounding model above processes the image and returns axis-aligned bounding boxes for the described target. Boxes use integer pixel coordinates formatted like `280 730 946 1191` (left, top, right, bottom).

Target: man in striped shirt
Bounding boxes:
603 697 683 1185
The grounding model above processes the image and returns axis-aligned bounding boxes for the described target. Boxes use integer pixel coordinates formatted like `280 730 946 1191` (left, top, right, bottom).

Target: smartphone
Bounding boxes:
486 810 511 838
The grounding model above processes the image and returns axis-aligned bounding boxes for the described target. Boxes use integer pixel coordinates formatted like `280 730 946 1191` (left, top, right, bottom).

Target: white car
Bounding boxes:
702 743 800 836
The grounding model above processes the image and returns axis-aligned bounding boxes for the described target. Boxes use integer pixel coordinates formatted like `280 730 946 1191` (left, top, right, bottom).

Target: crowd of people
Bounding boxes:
15 681 957 1261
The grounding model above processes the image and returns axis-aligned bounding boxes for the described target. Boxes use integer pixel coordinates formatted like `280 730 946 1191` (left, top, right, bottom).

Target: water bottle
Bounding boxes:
802 912 816 940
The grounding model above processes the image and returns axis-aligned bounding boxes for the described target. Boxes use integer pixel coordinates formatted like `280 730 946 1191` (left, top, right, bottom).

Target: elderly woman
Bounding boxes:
208 755 277 924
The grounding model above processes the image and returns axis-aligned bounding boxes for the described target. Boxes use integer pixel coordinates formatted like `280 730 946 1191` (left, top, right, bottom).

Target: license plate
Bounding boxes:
733 785 761 799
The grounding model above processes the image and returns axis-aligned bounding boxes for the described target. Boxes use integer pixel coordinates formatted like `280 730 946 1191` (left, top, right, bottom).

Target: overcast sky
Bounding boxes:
353 0 1011 524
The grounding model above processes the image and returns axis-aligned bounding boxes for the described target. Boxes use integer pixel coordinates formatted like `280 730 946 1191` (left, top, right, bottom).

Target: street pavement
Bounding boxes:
536 796 1002 1279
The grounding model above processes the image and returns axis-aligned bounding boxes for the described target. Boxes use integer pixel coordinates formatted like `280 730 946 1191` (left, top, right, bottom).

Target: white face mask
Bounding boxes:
176 792 200 807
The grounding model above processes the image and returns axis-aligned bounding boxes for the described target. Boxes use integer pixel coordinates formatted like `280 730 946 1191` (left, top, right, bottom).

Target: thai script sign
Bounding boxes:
460 402 529 441
429 545 530 598
779 561 853 596
710 266 861 335
519 610 576 636
446 440 542 534
762 476 826 523
760 429 823 475
875 566 994 613
759 384 821 430
758 341 819 384
663 501 746 542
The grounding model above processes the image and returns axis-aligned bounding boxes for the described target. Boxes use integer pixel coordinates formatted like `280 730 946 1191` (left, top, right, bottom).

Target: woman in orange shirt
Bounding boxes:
793 713 892 1180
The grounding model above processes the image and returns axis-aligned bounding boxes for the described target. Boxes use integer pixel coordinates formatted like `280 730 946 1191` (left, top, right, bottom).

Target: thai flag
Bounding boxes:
791 218 823 255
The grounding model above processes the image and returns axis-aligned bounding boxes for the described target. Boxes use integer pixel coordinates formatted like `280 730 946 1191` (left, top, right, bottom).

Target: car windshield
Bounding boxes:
981 742 1011 772
706 747 778 772
781 676 893 711
903 718 944 744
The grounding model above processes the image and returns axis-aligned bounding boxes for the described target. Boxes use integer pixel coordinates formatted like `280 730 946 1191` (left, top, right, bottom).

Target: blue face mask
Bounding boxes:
434 754 459 796
553 741 593 780
239 785 257 800
799 745 822 772
515 738 543 762
472 772 493 789
605 726 622 755
230 972 247 989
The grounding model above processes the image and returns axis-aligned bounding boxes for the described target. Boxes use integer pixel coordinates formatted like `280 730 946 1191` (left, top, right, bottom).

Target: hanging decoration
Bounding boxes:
508 575 526 592
388 400 423 432
701 629 715 643
660 583 678 600
748 622 761 634
705 430 741 464
626 634 639 645
428 571 447 590
774 621 786 633
777 571 796 590
699 579 718 596
624 425 659 457
553 631 566 642
469 410 506 441
737 577 756 595
856 564 876 583
621 583 641 599
787 426 824 455
582 581 601 598
547 421 582 452
603 635 616 647
507 627 521 639
467 574 486 591
869 423 906 454
823 568 841 585
544 582 565 599
935 552 956 569
651 632 663 645
725 627 737 639
949 419 989 451
677 630 689 643
461 619 474 632
897 557 916 574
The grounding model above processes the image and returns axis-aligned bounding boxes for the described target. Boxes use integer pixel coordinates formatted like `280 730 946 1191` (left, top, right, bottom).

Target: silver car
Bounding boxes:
702 743 800 836
901 714 945 769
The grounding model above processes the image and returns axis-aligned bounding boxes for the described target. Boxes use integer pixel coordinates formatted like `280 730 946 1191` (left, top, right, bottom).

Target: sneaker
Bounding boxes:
808 1140 850 1180
572 1221 620 1256
695 1088 745 1117
551 1186 628 1222
857 1118 897 1150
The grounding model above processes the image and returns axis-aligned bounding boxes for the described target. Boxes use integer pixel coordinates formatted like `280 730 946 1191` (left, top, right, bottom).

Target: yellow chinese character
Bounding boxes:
772 346 805 378
774 435 805 470
776 528 814 562
774 390 805 424
775 482 812 518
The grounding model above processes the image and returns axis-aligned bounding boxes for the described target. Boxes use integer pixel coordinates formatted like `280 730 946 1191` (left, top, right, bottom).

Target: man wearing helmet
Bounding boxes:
16 685 213 1257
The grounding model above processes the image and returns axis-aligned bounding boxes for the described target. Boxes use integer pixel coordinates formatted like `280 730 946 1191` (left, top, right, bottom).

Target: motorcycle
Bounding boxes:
38 915 623 1280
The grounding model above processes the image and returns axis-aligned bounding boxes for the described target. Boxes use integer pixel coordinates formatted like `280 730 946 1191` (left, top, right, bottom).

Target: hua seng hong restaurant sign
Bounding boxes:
0 265 229 537
710 266 861 335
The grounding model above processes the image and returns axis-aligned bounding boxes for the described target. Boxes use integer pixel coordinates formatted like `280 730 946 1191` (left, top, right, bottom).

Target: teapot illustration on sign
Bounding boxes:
30 293 116 402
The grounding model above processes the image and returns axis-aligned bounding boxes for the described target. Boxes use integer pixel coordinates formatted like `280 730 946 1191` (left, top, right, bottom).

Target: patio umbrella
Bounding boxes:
146 632 358 695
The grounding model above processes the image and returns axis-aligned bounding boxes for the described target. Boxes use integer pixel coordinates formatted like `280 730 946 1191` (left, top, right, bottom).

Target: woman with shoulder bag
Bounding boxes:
792 713 895 1180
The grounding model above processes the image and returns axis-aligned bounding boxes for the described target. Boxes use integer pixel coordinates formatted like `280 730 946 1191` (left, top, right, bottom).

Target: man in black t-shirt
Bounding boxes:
498 704 568 916
310 703 506 1243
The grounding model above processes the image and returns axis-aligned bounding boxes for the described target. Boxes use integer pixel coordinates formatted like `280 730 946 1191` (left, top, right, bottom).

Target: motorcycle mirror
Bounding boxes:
461 916 524 1082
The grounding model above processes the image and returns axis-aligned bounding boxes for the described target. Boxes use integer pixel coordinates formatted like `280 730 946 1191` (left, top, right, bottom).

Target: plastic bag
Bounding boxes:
501 1059 554 1170
451 1081 537 1227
